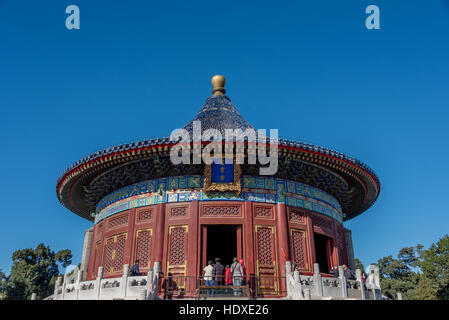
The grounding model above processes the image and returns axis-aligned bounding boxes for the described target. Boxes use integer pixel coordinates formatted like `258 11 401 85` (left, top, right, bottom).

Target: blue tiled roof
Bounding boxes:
183 95 254 135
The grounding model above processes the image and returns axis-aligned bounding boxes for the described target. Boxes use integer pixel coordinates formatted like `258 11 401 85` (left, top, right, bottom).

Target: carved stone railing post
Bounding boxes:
122 264 129 298
355 269 365 300
338 266 348 298
138 288 147 300
146 269 153 300
374 268 381 300
313 263 323 297
54 276 62 300
397 292 402 300
304 288 311 300
75 270 83 300
293 270 304 300
285 262 293 299
61 274 67 300
31 293 37 300
95 266 103 299
150 262 161 300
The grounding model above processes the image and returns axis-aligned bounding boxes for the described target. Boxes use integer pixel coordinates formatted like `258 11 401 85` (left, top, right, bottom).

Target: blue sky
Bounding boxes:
1 0 448 274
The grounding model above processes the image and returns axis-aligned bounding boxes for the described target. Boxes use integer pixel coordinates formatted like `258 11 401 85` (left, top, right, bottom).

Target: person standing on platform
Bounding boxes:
343 264 355 280
225 265 233 285
212 258 225 295
239 259 247 285
231 257 244 296
329 265 339 278
213 258 225 285
130 259 141 276
203 260 214 297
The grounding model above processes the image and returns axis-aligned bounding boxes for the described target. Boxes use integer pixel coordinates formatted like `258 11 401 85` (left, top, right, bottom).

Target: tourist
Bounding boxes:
230 257 244 296
203 260 214 296
342 264 355 280
329 265 339 278
162 272 177 300
225 265 233 285
213 258 225 286
362 272 367 287
130 259 141 276
239 259 247 285
291 262 298 272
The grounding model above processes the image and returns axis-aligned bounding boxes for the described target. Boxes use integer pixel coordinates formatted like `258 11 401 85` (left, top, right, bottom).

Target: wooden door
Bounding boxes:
255 225 278 295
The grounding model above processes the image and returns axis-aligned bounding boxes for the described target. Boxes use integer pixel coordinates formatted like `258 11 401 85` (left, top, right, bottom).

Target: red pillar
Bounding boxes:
152 203 166 266
124 208 136 268
275 203 289 283
244 201 255 276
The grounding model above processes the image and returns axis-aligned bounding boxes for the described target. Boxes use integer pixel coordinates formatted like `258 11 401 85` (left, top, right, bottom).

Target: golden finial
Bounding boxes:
211 75 226 96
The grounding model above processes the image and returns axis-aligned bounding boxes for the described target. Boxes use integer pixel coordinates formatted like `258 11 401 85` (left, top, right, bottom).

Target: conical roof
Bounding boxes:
56 75 380 222
183 94 254 136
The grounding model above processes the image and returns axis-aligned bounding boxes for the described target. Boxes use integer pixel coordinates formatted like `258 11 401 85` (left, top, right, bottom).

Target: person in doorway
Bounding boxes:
212 258 224 295
130 259 141 276
203 260 214 297
213 258 225 285
239 259 247 285
225 265 233 285
230 257 244 296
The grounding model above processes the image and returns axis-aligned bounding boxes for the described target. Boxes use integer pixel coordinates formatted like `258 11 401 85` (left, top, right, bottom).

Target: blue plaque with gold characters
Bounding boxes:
211 163 235 183
204 159 241 195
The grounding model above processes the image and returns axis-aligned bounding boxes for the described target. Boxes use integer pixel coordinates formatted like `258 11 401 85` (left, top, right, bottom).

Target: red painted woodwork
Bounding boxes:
85 200 348 292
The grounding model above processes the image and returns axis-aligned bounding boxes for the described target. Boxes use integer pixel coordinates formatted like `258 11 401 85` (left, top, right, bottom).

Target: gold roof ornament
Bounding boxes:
211 75 226 96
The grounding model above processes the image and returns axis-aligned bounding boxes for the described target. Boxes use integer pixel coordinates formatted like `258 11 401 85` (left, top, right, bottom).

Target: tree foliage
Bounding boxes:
376 247 422 300
354 258 365 273
0 269 7 297
420 235 449 300
4 243 72 300
376 235 449 300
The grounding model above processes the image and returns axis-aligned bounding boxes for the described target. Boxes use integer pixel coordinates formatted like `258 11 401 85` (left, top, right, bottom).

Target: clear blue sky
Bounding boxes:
1 0 448 274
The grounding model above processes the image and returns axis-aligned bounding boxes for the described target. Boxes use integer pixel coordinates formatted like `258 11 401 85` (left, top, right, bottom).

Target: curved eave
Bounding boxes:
57 138 380 221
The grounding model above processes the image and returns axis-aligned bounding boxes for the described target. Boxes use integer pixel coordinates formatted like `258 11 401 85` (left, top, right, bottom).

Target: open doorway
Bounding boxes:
203 225 240 268
314 233 331 273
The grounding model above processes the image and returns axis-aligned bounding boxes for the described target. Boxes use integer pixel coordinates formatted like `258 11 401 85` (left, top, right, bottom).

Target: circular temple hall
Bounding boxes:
56 76 380 298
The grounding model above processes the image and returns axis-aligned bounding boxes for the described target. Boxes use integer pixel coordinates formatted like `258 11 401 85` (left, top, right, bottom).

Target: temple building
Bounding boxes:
56 75 380 299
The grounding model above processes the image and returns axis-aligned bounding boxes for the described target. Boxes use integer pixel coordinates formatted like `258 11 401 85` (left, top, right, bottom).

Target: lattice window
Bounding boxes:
203 206 240 217
138 210 152 222
103 233 127 274
289 210 306 224
108 214 129 229
103 237 114 274
335 223 344 241
255 207 272 218
170 207 187 218
169 227 186 266
312 215 332 233
135 229 152 270
113 234 127 273
291 230 307 269
257 227 273 265
96 223 104 238
93 241 102 278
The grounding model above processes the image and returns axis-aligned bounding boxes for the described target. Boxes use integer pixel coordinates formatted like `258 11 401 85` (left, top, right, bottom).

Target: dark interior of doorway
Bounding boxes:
314 233 330 273
206 225 237 267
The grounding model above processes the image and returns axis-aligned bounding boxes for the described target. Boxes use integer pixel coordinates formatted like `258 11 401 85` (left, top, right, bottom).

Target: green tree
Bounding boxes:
4 243 72 300
0 269 7 298
354 258 365 272
414 276 437 300
376 245 423 300
420 235 449 300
